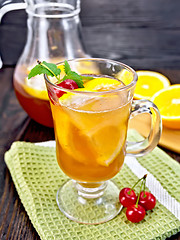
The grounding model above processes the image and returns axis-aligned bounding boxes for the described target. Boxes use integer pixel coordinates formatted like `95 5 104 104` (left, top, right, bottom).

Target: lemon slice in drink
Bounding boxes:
84 77 124 91
57 77 126 167
58 114 125 167
58 107 125 167
59 77 123 98
59 77 124 105
92 125 126 166
54 108 97 165
23 77 49 100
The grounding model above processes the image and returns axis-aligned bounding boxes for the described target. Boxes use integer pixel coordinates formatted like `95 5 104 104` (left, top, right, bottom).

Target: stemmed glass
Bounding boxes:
44 58 161 224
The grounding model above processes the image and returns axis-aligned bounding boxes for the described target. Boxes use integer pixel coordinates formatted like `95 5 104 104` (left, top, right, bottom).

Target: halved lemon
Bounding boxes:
23 77 49 100
151 84 180 129
134 71 170 100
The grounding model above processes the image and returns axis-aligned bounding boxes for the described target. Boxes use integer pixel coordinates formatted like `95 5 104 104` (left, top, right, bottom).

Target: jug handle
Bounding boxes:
0 1 27 68
0 1 27 21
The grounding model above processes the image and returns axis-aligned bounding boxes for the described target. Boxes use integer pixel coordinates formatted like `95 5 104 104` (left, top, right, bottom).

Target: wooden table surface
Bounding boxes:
0 0 180 239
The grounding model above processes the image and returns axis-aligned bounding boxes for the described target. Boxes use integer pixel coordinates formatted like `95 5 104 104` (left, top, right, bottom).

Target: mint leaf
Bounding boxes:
42 61 61 77
64 60 71 74
63 71 84 88
28 60 60 81
28 64 53 79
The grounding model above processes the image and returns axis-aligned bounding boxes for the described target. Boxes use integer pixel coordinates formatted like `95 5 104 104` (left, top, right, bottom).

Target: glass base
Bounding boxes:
56 179 122 224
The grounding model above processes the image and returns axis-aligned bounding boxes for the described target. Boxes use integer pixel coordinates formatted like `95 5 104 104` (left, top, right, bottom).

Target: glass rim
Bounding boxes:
26 0 81 18
44 58 138 95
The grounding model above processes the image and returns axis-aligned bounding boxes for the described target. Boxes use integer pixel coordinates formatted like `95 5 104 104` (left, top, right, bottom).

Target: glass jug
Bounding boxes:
0 0 88 127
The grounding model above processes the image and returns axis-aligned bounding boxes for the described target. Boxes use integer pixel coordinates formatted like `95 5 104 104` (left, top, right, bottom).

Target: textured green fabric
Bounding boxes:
4 131 180 240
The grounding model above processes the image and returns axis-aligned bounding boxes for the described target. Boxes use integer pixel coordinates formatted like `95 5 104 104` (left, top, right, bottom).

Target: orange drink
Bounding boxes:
44 58 161 224
51 77 131 182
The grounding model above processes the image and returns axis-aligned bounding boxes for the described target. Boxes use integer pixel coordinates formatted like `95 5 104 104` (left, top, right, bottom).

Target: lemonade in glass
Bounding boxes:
44 58 161 224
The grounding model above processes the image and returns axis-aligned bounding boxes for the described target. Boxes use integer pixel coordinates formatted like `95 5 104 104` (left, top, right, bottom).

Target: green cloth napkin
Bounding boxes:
4 131 180 240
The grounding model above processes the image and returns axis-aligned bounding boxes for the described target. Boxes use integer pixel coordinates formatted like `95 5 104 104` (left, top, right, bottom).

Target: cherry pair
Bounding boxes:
119 174 156 223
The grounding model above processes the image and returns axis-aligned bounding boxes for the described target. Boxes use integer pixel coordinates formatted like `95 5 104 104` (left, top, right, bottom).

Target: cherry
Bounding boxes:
48 79 78 104
126 204 146 223
119 188 137 207
55 79 78 98
139 191 156 210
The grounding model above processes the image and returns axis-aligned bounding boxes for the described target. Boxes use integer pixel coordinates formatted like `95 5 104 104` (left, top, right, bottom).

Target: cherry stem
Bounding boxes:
135 179 144 208
128 174 147 195
143 178 147 197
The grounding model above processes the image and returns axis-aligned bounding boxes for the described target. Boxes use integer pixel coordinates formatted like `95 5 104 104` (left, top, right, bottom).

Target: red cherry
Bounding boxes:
119 188 137 207
55 79 78 98
139 191 156 210
126 204 146 223
48 79 78 104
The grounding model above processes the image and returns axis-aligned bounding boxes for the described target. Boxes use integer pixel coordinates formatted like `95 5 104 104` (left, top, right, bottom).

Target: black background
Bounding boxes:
0 0 180 71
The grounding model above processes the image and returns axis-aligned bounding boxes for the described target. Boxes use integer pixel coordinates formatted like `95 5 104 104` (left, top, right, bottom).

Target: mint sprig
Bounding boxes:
62 60 84 88
28 60 84 88
28 60 61 81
